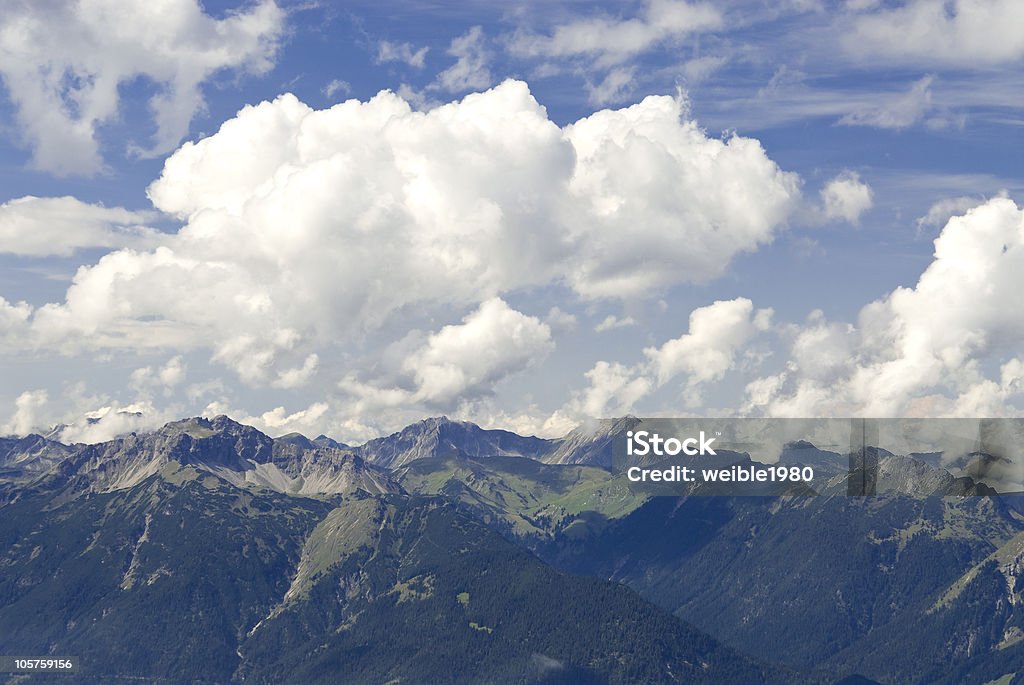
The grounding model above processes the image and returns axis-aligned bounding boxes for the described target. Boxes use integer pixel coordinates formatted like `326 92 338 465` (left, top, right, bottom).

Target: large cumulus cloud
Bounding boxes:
745 197 1024 417
20 79 800 387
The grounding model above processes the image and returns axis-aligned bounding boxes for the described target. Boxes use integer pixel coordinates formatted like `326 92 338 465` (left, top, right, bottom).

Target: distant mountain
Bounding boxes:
832 525 1024 684
313 433 348 450
237 494 793 684
0 433 74 479
357 416 556 468
542 457 1024 684
397 453 646 540
5 413 1024 683
0 460 793 684
0 469 333 683
544 416 640 466
6 415 397 498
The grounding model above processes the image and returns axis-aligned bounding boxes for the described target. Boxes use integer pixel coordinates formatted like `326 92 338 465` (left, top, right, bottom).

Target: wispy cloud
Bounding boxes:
0 0 284 176
509 0 722 67
377 40 430 68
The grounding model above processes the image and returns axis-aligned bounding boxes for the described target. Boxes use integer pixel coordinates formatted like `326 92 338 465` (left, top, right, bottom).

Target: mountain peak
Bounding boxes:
358 416 555 468
160 415 250 438
545 416 641 466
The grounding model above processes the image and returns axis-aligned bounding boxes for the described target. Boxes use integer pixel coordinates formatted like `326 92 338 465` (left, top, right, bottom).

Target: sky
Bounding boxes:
2 0 1024 444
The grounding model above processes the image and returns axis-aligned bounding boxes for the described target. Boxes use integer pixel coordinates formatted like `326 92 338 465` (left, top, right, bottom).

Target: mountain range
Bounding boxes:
2 415 1023 684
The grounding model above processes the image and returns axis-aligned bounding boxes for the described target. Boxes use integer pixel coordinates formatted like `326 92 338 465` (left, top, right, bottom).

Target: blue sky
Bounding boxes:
2 0 1024 443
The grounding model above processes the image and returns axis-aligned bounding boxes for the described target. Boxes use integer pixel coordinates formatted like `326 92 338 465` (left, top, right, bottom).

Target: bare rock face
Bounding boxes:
544 416 640 466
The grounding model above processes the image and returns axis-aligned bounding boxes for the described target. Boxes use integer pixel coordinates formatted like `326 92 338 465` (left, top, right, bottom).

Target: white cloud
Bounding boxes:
377 41 429 68
679 55 729 84
159 356 186 387
544 306 578 333
0 0 284 176
645 298 772 387
0 296 32 347
272 353 319 389
573 361 653 418
130 356 187 395
745 197 1024 417
916 194 986 233
838 76 935 130
563 91 800 297
322 79 351 99
594 315 637 332
844 0 1024 67
454 403 580 439
510 0 723 67
820 171 874 223
431 27 492 93
58 400 181 444
215 401 329 436
0 196 161 257
561 197 1024 421
16 80 799 386
405 298 553 403
340 298 553 410
587 67 636 105
2 390 48 436
568 297 770 417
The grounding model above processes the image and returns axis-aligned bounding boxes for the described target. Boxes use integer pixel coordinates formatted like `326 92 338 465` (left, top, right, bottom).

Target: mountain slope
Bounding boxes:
397 453 647 540
237 495 796 685
357 416 556 468
0 434 73 481
543 468 1024 683
0 467 333 683
543 416 640 466
0 472 797 684
17 415 399 498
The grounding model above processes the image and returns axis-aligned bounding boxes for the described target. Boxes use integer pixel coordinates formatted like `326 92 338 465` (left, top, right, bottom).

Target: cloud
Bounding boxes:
645 298 772 388
916 194 986 233
838 76 935 129
431 27 492 93
405 298 553 403
0 196 161 257
377 40 429 68
2 390 48 436
745 197 1024 417
340 298 553 410
551 197 1024 423
0 0 284 176
563 91 800 297
594 315 636 332
454 403 579 440
272 353 319 389
322 79 352 99
212 401 329 437
58 400 179 444
573 361 653 418
820 171 874 223
15 80 799 386
569 298 771 417
510 0 722 67
587 66 636 105
679 55 729 84
544 307 578 333
0 296 32 347
844 0 1024 67
130 356 187 396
